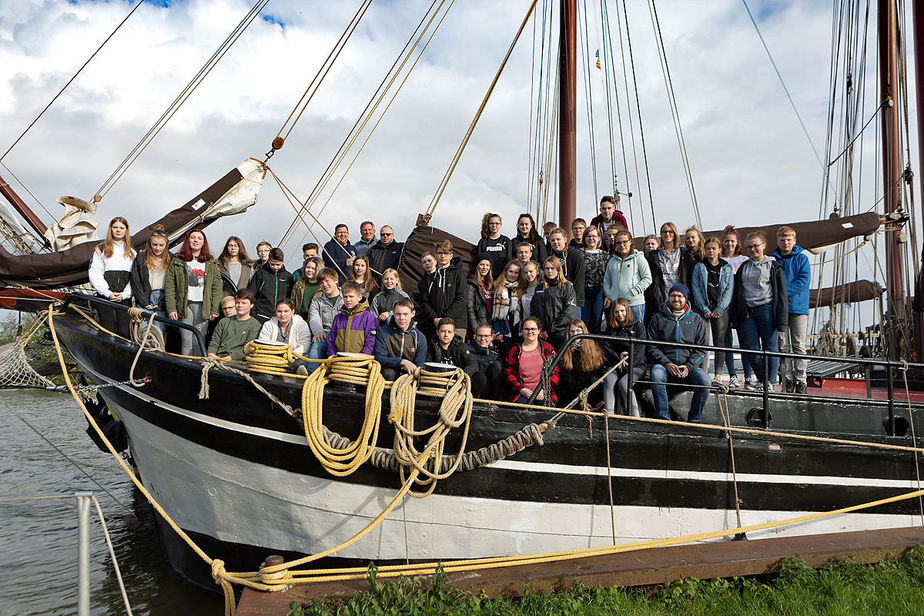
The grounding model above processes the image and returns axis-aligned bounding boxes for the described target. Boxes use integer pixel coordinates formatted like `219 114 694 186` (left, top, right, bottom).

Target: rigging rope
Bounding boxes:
578 0 599 203
92 0 270 204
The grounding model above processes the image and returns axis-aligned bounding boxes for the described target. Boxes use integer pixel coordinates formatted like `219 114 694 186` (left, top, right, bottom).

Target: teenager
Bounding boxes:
466 255 494 338
589 195 629 246
581 225 609 333
306 267 344 369
254 241 271 268
691 237 734 380
290 257 323 321
679 226 704 287
130 223 171 331
603 298 646 416
773 226 811 393
369 268 409 325
519 260 541 321
217 236 255 297
503 316 559 406
327 280 377 356
531 257 577 349
374 298 427 380
557 320 605 408
257 298 313 373
720 226 751 387
514 213 547 264
89 216 136 336
655 222 682 294
248 247 294 322
642 234 665 325
515 242 535 268
548 227 586 319
165 228 223 356
349 254 379 300
603 228 651 324
491 260 523 341
207 288 262 361
570 218 587 249
415 240 466 340
426 317 484 395
476 213 514 278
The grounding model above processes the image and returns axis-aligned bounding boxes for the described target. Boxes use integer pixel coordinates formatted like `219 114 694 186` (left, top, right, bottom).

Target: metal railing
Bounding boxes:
528 332 924 434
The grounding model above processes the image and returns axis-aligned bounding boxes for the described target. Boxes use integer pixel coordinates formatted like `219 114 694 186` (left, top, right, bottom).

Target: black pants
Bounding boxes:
96 296 132 338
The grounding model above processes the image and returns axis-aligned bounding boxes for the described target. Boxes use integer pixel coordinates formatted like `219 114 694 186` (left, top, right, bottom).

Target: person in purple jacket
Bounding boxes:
328 280 378 356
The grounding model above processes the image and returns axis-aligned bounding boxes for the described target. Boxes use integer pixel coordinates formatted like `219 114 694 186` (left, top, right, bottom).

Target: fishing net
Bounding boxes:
0 314 55 389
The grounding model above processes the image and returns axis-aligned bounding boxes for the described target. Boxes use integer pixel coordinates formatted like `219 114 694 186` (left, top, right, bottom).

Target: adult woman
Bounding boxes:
558 320 605 408
514 213 547 264
680 226 704 286
581 225 609 333
217 236 255 297
503 316 559 406
731 231 788 391
257 298 313 373
531 257 577 349
491 260 523 341
89 216 136 336
349 254 378 300
466 255 494 337
165 228 223 356
476 213 513 278
369 268 409 324
602 298 646 416
721 225 752 387
642 234 665 325
130 223 171 330
691 237 734 380
519 260 541 321
290 256 323 320
655 222 682 294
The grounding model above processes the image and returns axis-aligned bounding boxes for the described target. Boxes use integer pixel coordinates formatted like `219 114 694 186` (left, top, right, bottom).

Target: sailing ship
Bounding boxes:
3 0 924 594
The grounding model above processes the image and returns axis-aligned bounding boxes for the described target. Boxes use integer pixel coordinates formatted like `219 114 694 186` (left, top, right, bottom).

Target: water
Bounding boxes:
0 389 222 616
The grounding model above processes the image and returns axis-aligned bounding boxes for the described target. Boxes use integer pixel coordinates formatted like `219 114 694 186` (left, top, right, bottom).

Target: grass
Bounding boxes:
287 546 924 615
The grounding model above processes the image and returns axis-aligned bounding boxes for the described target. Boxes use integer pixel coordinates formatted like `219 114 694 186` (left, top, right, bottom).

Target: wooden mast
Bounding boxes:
0 171 48 242
558 0 577 227
879 0 905 317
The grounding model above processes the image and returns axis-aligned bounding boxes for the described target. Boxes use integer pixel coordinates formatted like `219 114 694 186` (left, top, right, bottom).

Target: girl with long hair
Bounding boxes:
369 268 409 324
514 213 547 263
349 254 378 299
89 216 136 336
602 298 647 416
467 255 494 337
491 260 523 341
720 225 751 387
581 224 609 333
558 319 606 408
503 315 560 406
691 236 734 380
130 223 172 331
655 222 682 294
164 228 223 355
680 225 704 286
519 260 541 321
290 256 324 320
217 236 255 296
476 212 513 277
532 257 577 348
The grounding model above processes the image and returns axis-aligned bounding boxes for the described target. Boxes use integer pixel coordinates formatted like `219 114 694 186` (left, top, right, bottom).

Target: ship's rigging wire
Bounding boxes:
578 0 599 203
826 99 888 167
92 0 270 204
528 0 554 220
271 0 374 147
279 0 454 252
0 0 146 166
646 0 701 230
0 161 55 222
525 6 540 213
425 0 541 218
896 0 920 279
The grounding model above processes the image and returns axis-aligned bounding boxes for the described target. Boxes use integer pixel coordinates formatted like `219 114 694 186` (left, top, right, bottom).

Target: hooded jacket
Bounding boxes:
466 339 499 372
550 246 586 306
426 334 478 376
415 256 466 335
257 313 312 356
731 258 789 330
603 249 651 307
466 277 492 334
247 262 294 318
308 292 344 337
603 318 647 373
646 300 709 370
369 287 410 321
531 279 577 341
690 260 734 315
374 316 427 370
772 245 811 315
590 211 630 242
328 299 377 356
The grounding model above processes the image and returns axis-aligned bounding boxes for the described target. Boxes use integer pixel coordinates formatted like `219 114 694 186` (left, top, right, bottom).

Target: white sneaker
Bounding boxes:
746 376 759 389
296 364 309 376
728 375 741 388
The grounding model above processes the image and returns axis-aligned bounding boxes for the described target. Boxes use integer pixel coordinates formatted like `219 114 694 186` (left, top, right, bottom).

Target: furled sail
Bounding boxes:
0 159 265 289
809 280 883 309
702 212 882 254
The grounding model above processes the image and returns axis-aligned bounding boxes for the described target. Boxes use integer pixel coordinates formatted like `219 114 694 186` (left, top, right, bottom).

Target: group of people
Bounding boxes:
87 197 811 423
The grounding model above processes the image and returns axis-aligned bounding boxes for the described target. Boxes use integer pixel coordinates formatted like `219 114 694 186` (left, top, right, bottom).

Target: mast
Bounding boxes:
879 0 905 317
558 0 577 227
0 172 48 241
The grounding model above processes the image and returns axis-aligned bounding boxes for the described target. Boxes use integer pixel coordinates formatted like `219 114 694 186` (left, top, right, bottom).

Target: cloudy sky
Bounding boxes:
0 0 917 283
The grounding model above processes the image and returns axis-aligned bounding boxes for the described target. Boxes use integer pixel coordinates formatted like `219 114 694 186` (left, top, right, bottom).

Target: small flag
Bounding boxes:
595 49 601 69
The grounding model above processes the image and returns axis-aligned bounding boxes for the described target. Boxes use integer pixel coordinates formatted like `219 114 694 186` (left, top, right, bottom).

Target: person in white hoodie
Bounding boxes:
257 298 313 374
88 216 136 337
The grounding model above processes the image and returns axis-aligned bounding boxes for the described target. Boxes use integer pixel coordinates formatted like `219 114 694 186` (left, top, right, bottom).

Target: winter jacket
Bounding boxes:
290 279 320 319
328 300 377 356
503 341 560 403
130 249 172 309
550 247 586 306
247 262 294 319
322 238 356 281
466 340 499 372
308 292 343 338
164 256 223 318
690 261 734 315
427 334 478 376
492 281 521 337
531 280 577 342
477 235 514 278
772 245 811 315
603 319 647 373
258 314 313 356
466 278 492 334
369 287 409 321
643 251 666 325
218 260 254 297
208 316 262 360
89 241 136 300
367 241 404 279
731 259 789 330
646 302 709 370
374 317 427 370
678 246 699 287
354 237 377 256
603 250 651 307
415 256 467 336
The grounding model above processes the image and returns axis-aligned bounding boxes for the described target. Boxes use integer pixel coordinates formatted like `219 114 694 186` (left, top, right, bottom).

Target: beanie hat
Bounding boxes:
668 283 689 300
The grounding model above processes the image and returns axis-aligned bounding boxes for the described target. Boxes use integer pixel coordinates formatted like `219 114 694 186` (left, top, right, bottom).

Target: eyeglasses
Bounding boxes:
745 244 763 250
437 251 452 256
381 232 393 237
614 239 631 245
475 333 493 339
151 230 167 237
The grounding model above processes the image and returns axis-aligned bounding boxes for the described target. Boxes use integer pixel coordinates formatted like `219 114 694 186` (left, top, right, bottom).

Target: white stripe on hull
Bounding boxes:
114 401 917 561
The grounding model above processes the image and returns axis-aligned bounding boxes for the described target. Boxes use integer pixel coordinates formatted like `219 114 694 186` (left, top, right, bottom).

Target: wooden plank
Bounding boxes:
235 526 924 615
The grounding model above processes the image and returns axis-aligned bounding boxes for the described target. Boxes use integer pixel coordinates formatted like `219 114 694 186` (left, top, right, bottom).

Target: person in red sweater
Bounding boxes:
504 315 560 406
589 195 629 248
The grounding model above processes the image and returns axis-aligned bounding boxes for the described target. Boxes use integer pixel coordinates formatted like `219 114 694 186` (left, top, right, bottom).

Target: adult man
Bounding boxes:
773 226 811 394
322 224 356 281
373 298 427 380
603 229 652 323
292 243 319 282
646 284 711 422
354 221 377 256
466 321 504 400
589 196 630 246
368 225 404 278
247 247 294 322
207 289 261 360
548 228 586 315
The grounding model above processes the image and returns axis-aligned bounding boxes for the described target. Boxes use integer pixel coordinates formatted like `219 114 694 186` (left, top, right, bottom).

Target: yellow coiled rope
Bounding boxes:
244 340 295 375
301 355 385 476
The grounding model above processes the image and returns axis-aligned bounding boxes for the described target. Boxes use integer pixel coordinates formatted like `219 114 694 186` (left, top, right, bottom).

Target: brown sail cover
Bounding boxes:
810 280 883 308
398 225 475 290
698 212 882 252
0 167 244 289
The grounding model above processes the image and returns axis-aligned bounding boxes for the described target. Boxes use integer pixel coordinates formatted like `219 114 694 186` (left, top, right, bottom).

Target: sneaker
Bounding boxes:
743 380 759 392
728 375 741 388
765 382 778 393
794 382 807 394
296 364 309 376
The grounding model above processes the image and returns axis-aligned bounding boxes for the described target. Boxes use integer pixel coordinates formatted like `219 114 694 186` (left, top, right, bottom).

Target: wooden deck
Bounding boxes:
235 525 924 614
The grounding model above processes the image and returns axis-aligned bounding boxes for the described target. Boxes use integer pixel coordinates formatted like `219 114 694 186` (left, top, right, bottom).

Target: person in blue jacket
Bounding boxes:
773 226 811 394
690 237 733 380
373 298 427 381
322 223 357 282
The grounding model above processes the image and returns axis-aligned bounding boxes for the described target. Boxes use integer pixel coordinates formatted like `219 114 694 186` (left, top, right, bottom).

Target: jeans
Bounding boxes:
146 289 167 333
584 286 605 333
306 338 328 372
630 303 645 324
179 301 207 356
649 363 712 422
737 302 779 384
778 313 808 385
